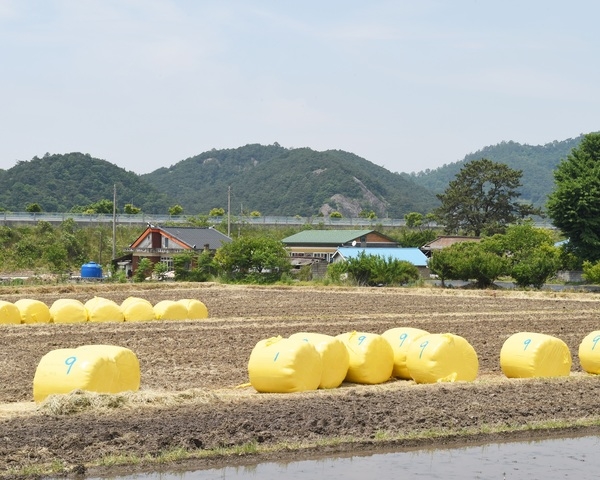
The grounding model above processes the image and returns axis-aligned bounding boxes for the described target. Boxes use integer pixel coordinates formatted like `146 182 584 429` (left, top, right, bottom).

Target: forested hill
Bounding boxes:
141 144 439 218
403 135 585 207
0 153 171 213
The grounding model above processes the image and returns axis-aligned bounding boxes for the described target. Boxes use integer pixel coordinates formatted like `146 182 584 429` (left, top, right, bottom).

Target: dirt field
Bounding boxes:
2 282 600 478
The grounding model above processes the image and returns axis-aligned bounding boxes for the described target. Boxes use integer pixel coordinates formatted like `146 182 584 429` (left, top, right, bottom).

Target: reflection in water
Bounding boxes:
91 435 600 479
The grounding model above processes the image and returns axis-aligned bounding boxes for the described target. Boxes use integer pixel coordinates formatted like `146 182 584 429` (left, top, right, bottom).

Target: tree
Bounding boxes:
209 208 225 217
547 132 600 262
25 203 42 213
124 204 141 214
169 204 183 216
213 236 291 283
404 212 423 229
434 158 538 236
330 211 343 218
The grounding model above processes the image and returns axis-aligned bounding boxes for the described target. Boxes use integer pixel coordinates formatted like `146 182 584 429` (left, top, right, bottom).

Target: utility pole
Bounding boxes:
112 184 117 261
227 185 231 237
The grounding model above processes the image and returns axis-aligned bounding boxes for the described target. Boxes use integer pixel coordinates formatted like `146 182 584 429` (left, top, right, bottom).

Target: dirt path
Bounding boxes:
1 283 600 477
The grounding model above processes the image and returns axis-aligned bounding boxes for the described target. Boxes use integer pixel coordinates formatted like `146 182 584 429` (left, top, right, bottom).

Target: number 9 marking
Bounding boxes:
358 335 366 345
399 333 408 347
592 335 600 351
65 356 77 375
523 339 531 351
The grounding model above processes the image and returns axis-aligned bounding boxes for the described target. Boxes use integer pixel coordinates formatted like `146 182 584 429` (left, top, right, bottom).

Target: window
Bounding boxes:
160 256 173 270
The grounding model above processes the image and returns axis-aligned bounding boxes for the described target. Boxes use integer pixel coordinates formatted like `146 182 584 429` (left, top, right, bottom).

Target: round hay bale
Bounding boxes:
336 331 393 385
0 300 21 325
381 327 430 379
121 297 156 322
579 330 600 374
178 299 208 319
406 333 479 384
289 332 349 389
153 300 188 321
49 299 87 324
14 299 51 324
248 336 322 393
500 332 571 378
84 297 124 323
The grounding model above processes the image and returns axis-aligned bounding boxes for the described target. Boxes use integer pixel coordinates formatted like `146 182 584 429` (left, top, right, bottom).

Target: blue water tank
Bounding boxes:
81 261 103 278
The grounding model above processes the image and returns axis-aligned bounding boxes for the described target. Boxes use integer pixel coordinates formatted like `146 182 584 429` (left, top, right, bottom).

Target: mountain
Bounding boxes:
0 152 171 213
402 135 586 208
141 144 439 218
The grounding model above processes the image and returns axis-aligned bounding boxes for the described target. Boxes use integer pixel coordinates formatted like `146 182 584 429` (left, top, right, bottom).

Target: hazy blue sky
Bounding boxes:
1 0 598 174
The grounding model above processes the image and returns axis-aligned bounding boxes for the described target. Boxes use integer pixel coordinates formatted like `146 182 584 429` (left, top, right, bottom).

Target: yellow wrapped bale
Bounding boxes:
579 331 600 374
336 331 393 385
121 297 156 322
500 332 571 378
289 332 349 389
14 299 51 324
406 333 478 383
382 327 430 379
0 300 22 325
85 297 124 323
153 300 188 321
49 299 87 324
178 299 209 319
33 344 141 402
248 336 322 393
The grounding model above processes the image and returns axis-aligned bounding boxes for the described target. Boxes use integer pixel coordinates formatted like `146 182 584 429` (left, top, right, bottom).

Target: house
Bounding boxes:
332 247 430 278
124 226 232 274
419 235 481 257
282 229 398 263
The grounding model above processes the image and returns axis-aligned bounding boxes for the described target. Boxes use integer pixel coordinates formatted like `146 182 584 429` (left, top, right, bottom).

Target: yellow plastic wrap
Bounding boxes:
153 300 188 321
85 297 124 323
248 336 322 393
49 299 88 324
178 299 209 319
14 299 51 324
500 332 571 378
336 331 393 385
406 333 479 383
381 327 430 379
121 297 156 322
33 344 141 402
289 332 349 388
579 331 600 374
0 300 22 324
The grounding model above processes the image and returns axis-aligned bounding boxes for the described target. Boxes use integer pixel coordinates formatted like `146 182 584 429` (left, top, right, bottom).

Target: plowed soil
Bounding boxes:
2 283 600 478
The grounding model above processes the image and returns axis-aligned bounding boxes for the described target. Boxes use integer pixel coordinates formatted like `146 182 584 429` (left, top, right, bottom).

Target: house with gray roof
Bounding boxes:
282 229 398 263
125 226 232 274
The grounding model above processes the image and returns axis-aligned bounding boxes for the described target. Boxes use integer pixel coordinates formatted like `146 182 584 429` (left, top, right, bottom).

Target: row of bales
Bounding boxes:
0 297 209 324
248 328 600 393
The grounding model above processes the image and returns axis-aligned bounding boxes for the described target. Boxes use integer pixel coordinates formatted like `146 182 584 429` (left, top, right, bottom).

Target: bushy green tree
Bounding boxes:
169 204 184 216
344 252 419 286
547 132 600 262
133 258 153 282
404 212 423 228
209 208 225 217
124 204 141 214
435 158 538 236
25 203 42 212
174 250 216 281
583 260 600 284
214 236 290 283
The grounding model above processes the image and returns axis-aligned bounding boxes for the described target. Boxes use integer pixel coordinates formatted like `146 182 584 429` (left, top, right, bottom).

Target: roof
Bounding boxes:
129 226 232 250
282 229 377 245
420 236 481 252
333 247 429 267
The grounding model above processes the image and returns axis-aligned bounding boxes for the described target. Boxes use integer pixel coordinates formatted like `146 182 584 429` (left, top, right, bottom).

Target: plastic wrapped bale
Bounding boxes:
85 297 124 323
289 332 349 389
49 299 87 324
0 300 22 325
500 332 572 378
336 331 394 385
14 299 51 324
153 300 188 321
33 344 141 402
248 336 322 393
178 299 209 319
121 297 156 322
579 331 600 374
406 333 479 384
382 327 430 379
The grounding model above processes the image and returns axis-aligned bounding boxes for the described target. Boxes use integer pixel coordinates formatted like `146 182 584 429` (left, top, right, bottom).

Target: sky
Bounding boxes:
1 1 599 175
